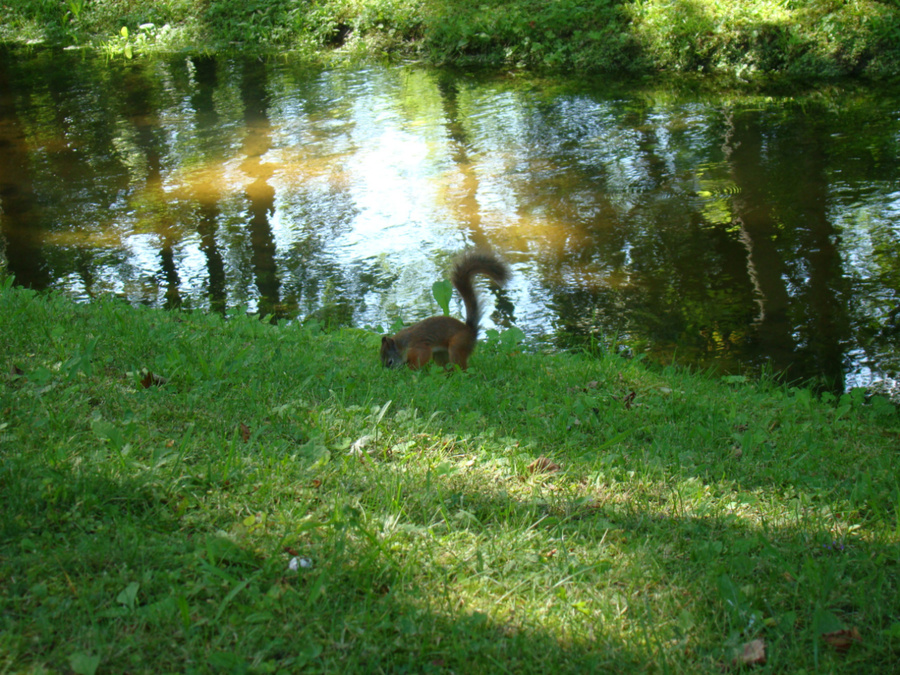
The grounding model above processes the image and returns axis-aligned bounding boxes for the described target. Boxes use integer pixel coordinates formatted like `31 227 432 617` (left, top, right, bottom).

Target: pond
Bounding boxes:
1 47 899 393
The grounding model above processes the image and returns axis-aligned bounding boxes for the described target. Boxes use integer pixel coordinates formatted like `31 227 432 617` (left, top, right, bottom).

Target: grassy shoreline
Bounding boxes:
1 281 899 673
3 0 900 79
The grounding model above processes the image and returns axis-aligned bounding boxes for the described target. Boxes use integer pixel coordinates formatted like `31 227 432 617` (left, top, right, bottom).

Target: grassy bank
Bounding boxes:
3 0 900 78
1 279 899 673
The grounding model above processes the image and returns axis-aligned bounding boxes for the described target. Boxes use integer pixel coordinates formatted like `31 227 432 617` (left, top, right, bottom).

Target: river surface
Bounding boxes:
2 48 899 392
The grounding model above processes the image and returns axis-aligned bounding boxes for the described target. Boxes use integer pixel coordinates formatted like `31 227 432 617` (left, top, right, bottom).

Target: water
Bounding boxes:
2 47 899 392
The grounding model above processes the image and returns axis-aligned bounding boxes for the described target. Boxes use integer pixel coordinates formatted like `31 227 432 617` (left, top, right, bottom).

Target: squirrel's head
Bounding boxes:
380 336 404 369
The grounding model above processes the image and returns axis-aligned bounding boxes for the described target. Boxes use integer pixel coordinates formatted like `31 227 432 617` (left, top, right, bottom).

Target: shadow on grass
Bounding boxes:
2 401 896 672
0 455 656 672
332 450 898 672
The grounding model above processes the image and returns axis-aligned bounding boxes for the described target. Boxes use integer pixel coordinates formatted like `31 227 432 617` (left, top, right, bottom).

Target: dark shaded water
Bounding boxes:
2 48 899 392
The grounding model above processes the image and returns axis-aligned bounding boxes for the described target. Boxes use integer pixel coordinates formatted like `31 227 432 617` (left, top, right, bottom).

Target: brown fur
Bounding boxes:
380 250 509 370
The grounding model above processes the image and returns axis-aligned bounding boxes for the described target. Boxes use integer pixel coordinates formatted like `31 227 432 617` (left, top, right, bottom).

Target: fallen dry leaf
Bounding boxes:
528 457 561 474
623 391 636 409
239 423 251 442
140 370 168 388
733 638 766 667
823 627 861 652
567 380 600 394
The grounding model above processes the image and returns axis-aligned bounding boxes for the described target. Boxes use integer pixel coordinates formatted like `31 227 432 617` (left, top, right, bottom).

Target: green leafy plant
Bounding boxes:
66 0 88 22
432 278 453 315
102 23 172 58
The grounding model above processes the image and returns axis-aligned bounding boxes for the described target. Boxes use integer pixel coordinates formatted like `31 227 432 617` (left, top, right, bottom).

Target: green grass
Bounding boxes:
1 278 899 673
2 0 900 78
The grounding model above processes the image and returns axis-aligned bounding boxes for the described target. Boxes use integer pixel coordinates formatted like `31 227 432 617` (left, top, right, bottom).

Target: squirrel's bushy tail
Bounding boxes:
450 250 509 336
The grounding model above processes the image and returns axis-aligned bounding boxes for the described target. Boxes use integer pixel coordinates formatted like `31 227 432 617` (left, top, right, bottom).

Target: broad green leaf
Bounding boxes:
69 653 100 675
432 279 452 315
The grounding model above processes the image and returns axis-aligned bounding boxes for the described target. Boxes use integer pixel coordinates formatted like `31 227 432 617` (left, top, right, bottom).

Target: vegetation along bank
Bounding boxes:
4 0 900 78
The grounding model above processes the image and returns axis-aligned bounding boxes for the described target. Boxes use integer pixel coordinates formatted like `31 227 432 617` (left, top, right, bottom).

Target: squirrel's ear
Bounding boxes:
381 336 391 345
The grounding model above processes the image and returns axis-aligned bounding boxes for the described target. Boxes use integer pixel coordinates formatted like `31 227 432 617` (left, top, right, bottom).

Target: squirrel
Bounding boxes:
380 250 509 370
